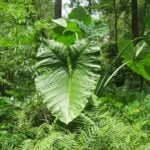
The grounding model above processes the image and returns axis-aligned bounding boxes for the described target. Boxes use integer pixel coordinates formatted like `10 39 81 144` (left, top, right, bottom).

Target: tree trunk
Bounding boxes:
88 0 92 14
131 0 139 39
113 0 118 49
54 0 62 19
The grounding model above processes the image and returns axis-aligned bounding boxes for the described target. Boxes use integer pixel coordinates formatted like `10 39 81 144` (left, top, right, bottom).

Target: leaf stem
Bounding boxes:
95 37 143 96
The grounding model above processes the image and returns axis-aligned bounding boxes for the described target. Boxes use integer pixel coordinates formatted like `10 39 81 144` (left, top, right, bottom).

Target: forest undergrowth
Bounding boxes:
0 0 150 149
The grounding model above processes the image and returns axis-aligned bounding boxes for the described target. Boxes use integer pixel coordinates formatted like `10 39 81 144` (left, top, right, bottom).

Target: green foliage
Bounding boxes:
34 6 111 124
0 1 150 150
35 39 100 124
77 112 149 150
0 0 53 98
51 6 93 45
118 39 150 81
68 6 93 25
1 93 149 150
34 0 54 19
0 0 37 47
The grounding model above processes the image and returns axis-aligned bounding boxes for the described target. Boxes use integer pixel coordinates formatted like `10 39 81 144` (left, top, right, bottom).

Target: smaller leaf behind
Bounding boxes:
118 39 150 81
68 6 93 25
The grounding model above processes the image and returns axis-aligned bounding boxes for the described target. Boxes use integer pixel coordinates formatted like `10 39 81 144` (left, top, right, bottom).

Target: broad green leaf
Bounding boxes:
119 39 150 81
51 7 95 45
144 32 150 46
65 20 82 33
135 41 150 59
64 20 83 39
89 23 109 38
35 39 100 124
52 18 67 28
118 39 135 60
68 6 92 25
52 27 76 45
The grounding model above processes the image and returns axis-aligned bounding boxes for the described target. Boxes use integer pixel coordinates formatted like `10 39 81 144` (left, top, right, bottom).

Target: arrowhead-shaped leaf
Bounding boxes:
35 39 100 124
118 39 150 81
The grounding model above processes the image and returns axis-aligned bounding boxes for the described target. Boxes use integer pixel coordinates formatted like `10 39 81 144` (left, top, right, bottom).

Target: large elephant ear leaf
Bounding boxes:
35 39 100 124
118 39 150 81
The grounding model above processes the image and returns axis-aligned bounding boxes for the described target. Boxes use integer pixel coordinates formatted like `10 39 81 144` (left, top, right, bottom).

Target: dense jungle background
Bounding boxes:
0 0 150 149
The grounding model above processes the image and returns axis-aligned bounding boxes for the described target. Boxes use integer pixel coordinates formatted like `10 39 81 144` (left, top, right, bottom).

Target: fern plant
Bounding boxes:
35 39 100 124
